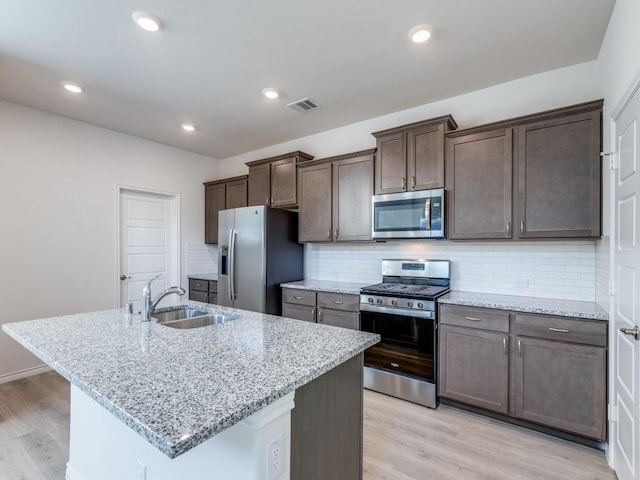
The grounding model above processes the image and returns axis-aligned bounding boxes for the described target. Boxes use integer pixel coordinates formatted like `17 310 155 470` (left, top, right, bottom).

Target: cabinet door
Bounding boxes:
248 163 271 206
205 183 226 244
375 132 406 194
516 110 601 238
439 325 509 414
189 290 208 303
333 154 373 241
446 129 513 239
318 308 359 330
283 303 316 323
271 157 298 207
226 178 248 208
298 163 333 242
408 123 445 190
513 336 606 440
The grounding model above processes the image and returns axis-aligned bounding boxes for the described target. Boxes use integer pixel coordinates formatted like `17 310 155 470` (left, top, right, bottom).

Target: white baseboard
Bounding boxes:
0 364 52 384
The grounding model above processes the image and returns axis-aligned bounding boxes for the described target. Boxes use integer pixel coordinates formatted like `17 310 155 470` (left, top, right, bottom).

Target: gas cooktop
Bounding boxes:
360 283 450 299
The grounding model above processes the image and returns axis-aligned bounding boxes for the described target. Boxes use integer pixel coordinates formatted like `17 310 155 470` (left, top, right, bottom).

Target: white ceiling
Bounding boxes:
0 0 615 159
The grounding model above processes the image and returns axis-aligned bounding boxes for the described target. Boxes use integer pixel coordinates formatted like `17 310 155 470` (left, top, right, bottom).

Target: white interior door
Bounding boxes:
611 83 640 480
119 189 179 308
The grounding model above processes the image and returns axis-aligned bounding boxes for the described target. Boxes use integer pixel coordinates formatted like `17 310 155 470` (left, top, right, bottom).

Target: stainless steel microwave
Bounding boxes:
371 188 445 239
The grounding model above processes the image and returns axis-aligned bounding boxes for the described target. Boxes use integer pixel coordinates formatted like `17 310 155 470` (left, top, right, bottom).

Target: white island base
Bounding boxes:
65 386 295 480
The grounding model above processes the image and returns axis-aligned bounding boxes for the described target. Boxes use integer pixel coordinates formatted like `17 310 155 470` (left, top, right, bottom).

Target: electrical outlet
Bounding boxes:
266 433 284 480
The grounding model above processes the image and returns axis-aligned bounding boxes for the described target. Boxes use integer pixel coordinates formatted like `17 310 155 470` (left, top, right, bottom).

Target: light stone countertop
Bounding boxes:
187 273 218 281
2 302 379 459
280 279 370 295
439 291 609 321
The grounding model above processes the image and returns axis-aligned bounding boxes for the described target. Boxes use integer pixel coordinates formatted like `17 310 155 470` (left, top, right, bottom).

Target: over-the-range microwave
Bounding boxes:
371 188 445 239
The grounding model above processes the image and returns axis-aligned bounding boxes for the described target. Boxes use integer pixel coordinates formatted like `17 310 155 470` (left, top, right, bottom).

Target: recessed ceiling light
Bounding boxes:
63 83 83 94
180 123 196 132
409 25 432 44
132 11 163 32
262 88 279 100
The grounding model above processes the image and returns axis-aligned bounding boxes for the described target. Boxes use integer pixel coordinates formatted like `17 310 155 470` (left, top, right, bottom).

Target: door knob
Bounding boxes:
620 326 640 340
120 274 131 281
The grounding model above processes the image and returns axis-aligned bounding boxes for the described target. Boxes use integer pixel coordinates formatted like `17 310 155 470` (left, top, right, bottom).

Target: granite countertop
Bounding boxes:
280 279 370 295
187 273 218 281
2 303 379 459
439 291 609 321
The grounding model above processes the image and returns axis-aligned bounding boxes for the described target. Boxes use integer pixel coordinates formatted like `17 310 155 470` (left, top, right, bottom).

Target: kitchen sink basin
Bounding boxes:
153 307 239 329
152 308 210 323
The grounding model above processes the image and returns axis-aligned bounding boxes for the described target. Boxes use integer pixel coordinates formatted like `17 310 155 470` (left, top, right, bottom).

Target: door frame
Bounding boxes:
607 71 640 474
115 185 181 308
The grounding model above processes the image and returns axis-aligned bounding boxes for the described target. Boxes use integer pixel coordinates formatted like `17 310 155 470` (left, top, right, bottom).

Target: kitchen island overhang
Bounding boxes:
3 302 379 479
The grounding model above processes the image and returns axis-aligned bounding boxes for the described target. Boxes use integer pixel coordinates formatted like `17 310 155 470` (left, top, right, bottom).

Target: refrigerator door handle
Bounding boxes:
229 228 237 301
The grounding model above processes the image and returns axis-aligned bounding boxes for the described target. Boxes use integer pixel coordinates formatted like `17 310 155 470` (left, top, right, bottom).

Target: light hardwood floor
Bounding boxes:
0 372 617 480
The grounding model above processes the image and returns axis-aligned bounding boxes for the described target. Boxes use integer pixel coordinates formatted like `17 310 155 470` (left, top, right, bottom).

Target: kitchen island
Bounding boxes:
3 303 379 480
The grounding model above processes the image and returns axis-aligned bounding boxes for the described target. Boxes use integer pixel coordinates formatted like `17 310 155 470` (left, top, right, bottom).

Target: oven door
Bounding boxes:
360 307 436 383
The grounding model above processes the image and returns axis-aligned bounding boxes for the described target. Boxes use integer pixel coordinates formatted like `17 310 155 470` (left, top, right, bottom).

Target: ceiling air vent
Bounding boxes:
287 97 320 113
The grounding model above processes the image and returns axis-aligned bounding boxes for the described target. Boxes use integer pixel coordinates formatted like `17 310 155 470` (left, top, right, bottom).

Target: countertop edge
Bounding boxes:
280 280 368 295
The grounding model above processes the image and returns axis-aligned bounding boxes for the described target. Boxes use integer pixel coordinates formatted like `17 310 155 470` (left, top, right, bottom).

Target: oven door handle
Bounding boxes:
360 303 435 320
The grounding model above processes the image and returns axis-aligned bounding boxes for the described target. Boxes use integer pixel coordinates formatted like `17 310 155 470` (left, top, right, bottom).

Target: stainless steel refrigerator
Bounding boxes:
217 205 303 315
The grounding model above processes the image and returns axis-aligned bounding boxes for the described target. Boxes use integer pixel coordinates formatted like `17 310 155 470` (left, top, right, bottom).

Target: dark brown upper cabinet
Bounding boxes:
203 175 248 244
298 149 375 242
446 100 603 240
246 151 314 208
446 129 513 240
372 116 457 194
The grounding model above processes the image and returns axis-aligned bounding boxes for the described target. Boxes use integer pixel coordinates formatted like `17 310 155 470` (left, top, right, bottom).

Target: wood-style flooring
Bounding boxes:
0 371 616 480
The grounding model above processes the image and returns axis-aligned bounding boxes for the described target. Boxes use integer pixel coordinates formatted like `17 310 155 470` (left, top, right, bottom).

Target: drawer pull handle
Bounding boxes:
333 301 344 305
390 363 400 368
293 296 303 300
548 327 569 333
464 316 481 321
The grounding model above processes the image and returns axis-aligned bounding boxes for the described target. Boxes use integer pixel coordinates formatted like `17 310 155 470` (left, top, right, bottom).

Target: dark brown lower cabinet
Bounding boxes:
513 336 607 440
291 353 363 480
439 304 608 442
318 308 360 330
282 303 316 323
439 325 509 414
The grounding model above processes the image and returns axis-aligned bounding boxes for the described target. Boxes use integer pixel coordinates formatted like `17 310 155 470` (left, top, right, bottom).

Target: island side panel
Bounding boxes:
291 352 363 480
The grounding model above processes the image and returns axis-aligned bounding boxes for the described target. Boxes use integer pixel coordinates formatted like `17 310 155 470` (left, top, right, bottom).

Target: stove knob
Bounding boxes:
368 297 374 303
418 302 424 309
391 300 397 306
376 299 383 304
407 301 413 308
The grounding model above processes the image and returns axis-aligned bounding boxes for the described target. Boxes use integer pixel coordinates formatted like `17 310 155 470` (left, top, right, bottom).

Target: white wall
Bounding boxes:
214 61 602 303
595 0 640 312
0 101 218 380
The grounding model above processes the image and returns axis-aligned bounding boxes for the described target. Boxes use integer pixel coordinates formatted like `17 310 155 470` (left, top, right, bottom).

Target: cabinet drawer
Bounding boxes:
282 288 316 306
439 304 510 333
515 314 607 347
283 303 316 323
208 281 217 293
189 278 209 292
189 289 208 303
317 292 359 312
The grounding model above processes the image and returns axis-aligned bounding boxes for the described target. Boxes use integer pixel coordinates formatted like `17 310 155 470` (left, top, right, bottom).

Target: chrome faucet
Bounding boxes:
141 275 185 322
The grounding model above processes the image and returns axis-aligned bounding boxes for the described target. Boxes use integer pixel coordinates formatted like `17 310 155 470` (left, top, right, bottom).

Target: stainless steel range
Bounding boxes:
360 259 450 408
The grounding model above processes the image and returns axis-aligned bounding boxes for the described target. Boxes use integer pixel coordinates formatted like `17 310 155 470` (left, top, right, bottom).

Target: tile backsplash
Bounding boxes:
304 240 597 302
186 243 217 275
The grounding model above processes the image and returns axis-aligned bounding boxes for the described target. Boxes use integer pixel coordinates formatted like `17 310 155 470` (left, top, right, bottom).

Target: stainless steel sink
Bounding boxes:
152 308 210 323
153 307 239 329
